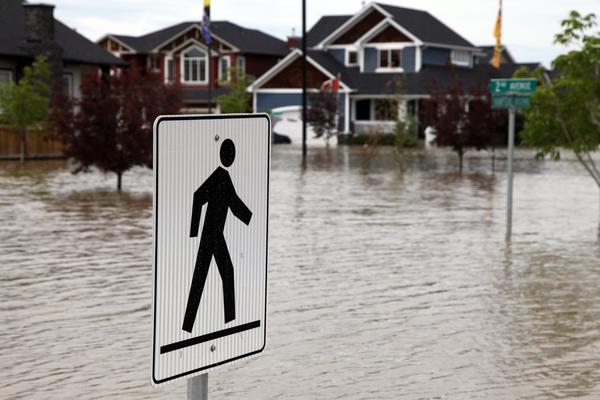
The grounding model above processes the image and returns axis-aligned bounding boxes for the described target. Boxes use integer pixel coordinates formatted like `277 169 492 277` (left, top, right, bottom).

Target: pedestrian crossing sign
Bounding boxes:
151 114 270 387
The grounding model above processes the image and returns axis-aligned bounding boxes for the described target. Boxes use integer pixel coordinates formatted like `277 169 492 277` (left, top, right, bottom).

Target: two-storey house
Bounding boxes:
248 2 542 136
99 22 290 112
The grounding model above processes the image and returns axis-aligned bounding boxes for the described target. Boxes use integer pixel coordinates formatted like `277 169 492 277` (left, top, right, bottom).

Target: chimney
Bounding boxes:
22 3 63 83
24 4 55 43
287 28 301 48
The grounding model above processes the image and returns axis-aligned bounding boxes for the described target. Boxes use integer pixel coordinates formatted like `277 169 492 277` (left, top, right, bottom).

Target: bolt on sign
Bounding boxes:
151 114 270 387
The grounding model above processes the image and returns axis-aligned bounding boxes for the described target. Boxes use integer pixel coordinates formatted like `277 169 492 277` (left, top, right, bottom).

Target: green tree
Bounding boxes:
216 68 252 113
0 55 51 162
515 11 600 212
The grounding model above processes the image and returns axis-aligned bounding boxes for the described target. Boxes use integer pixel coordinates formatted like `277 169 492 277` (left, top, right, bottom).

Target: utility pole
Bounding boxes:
301 0 307 160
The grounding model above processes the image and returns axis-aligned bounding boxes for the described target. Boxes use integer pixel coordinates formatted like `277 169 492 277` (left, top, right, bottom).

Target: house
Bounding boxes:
0 0 126 98
98 22 290 112
247 2 542 136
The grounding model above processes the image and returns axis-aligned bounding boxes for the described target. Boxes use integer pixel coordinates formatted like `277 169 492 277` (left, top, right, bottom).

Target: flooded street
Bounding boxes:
2 146 600 399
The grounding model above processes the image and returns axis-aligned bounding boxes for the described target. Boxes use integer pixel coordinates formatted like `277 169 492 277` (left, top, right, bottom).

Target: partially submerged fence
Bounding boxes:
0 126 64 160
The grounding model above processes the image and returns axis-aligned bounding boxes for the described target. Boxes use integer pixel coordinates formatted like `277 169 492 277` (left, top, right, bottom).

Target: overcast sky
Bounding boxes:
50 0 599 67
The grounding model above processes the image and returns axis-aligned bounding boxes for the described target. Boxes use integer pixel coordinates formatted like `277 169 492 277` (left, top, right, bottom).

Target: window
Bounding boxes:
148 55 161 71
62 73 73 98
374 99 398 121
451 50 471 66
236 56 245 77
166 58 174 82
378 49 402 69
182 47 208 83
347 50 358 66
219 56 231 81
0 69 12 84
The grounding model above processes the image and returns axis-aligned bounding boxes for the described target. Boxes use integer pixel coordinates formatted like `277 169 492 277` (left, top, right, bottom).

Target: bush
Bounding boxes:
395 115 419 150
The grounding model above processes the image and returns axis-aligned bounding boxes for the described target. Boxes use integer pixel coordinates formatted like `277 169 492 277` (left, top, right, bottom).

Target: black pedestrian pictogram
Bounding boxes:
182 138 252 333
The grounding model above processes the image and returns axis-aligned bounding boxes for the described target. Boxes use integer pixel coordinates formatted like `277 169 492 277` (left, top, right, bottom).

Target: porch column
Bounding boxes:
344 92 350 134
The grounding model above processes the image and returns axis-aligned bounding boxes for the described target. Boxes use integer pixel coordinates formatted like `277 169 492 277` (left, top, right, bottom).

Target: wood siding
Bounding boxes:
332 9 386 45
261 58 328 89
368 26 412 43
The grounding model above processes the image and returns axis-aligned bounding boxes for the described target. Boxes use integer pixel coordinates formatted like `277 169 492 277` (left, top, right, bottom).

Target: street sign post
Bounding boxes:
489 78 537 241
151 114 270 387
489 78 537 95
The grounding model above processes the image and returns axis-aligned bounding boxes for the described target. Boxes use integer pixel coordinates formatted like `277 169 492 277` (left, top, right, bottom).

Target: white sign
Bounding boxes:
151 114 270 387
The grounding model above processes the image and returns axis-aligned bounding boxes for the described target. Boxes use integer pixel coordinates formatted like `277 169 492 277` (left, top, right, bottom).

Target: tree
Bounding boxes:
422 66 503 171
216 68 252 113
50 68 181 191
514 11 600 213
307 89 338 140
0 55 51 162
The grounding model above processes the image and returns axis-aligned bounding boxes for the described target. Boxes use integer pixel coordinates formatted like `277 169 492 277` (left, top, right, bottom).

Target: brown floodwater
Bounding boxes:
1 146 600 399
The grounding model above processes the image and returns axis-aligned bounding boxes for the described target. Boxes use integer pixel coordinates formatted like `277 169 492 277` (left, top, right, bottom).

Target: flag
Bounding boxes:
202 0 212 45
491 0 502 69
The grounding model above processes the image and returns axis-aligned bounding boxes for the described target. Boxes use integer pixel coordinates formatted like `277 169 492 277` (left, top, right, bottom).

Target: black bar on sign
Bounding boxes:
160 320 261 354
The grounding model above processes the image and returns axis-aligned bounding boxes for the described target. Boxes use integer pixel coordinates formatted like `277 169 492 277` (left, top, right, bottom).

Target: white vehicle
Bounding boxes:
271 106 338 147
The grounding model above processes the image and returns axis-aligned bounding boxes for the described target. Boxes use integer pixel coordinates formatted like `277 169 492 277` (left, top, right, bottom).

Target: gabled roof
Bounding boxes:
106 21 290 56
315 2 475 50
0 0 125 66
307 15 352 47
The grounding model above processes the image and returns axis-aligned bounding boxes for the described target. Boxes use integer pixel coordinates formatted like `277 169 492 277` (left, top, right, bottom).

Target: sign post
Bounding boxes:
490 78 536 241
151 114 270 389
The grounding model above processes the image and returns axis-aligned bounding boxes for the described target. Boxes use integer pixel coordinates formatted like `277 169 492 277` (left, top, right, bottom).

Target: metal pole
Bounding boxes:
301 0 307 160
208 46 212 114
188 374 208 400
506 107 516 241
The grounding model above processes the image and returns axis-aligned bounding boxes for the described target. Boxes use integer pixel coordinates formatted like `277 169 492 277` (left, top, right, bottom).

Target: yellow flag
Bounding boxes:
204 0 210 6
491 1 502 69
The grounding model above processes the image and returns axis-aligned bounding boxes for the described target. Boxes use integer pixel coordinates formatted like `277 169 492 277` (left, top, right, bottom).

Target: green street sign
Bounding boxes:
489 79 537 95
492 94 531 109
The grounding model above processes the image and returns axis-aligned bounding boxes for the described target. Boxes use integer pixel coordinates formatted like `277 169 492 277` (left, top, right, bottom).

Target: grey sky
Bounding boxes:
50 0 599 67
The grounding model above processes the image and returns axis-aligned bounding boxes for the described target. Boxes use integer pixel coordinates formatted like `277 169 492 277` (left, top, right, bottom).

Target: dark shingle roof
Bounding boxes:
108 21 289 56
307 15 352 47
377 3 474 48
306 3 475 49
0 0 125 66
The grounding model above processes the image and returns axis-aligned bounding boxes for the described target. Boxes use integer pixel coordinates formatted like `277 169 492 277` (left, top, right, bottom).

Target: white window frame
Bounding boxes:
62 73 73 98
0 69 13 84
148 54 161 72
376 48 403 72
164 56 175 83
346 50 358 66
451 50 471 67
181 46 208 84
219 55 231 82
236 55 245 76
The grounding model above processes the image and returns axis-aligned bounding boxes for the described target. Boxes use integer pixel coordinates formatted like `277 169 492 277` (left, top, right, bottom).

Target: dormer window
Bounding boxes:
451 50 471 67
379 49 402 69
182 46 208 83
347 50 358 66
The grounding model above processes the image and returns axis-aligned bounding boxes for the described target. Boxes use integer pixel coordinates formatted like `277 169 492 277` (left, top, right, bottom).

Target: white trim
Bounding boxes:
344 92 350 133
252 91 257 112
247 49 301 91
345 49 358 67
376 48 403 70
164 56 175 83
450 49 471 67
375 67 404 73
97 35 135 53
0 69 13 83
219 55 231 81
316 2 392 49
354 18 420 47
415 46 422 72
167 38 209 56
150 23 239 53
236 55 246 76
364 42 414 50
180 45 209 84
247 49 353 92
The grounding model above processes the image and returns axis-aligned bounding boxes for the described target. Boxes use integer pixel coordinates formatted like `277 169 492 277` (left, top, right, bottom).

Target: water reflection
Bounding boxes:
1 147 600 399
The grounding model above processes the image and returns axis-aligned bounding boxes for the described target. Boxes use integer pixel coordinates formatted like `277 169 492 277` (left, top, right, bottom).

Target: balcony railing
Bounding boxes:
351 120 396 135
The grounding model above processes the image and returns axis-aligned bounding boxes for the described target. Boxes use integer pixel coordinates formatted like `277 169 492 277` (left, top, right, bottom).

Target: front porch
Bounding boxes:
347 96 423 136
